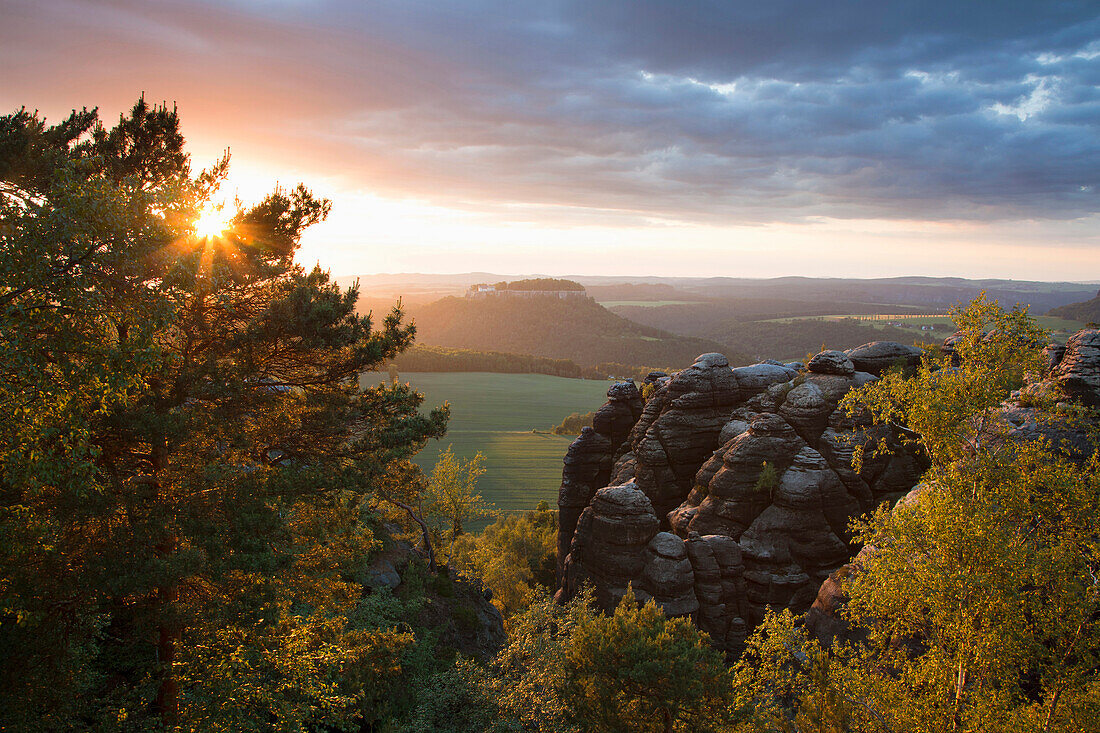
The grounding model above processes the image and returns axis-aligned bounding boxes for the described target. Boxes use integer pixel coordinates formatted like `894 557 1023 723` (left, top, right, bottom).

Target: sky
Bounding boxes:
2 0 1100 280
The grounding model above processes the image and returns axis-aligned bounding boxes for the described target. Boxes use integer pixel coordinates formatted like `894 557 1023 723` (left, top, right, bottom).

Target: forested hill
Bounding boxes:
406 295 742 370
611 303 927 361
1048 290 1100 323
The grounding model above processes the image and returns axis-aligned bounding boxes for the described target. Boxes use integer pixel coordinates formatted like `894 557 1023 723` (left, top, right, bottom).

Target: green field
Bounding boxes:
361 372 613 521
762 313 1085 341
595 300 705 307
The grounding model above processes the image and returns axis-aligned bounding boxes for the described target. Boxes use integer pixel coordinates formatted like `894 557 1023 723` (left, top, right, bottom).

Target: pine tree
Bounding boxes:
0 99 447 729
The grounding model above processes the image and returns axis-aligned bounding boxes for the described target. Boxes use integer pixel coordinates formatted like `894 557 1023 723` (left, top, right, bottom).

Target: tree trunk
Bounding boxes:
155 583 179 725
388 499 437 571
1042 687 1062 733
951 661 967 733
151 434 179 725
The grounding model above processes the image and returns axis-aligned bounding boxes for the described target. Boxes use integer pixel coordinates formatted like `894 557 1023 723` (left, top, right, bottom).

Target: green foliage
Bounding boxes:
485 591 590 732
844 448 1100 732
424 446 496 558
753 461 779 498
550 410 596 435
0 99 448 730
451 504 557 615
741 296 1100 733
731 609 838 732
561 586 736 732
402 659 514 733
841 293 1051 470
498 278 586 292
486 589 736 733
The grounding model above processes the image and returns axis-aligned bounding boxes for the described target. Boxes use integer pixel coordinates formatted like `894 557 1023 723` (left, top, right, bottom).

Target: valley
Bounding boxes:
362 371 612 519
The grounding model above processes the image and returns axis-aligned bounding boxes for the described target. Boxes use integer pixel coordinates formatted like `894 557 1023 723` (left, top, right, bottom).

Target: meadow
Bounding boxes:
760 313 1085 341
361 372 613 520
594 299 706 308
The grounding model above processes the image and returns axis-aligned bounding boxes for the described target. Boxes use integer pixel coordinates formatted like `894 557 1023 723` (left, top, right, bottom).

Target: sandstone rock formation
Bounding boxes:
845 341 924 376
557 481 659 611
556 344 928 652
557 382 643 581
1053 328 1100 405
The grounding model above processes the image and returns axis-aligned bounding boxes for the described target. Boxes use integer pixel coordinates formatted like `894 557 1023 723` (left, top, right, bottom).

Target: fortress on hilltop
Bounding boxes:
466 278 589 300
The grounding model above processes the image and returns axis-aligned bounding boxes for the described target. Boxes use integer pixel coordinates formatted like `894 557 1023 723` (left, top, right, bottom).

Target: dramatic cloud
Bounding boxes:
2 0 1099 276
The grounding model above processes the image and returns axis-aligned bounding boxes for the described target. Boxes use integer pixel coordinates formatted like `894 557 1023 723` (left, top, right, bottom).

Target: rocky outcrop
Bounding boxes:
637 532 698 617
807 350 855 376
557 382 643 581
685 533 747 650
557 481 660 611
556 343 927 652
365 522 417 591
845 341 924 376
1053 329 1100 405
611 353 747 524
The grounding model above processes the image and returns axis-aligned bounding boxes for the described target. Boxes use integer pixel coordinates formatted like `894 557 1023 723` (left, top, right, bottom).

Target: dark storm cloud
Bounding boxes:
4 0 1099 223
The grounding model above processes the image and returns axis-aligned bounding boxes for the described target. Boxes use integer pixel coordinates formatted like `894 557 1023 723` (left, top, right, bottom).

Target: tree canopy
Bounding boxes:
736 296 1100 733
0 98 447 730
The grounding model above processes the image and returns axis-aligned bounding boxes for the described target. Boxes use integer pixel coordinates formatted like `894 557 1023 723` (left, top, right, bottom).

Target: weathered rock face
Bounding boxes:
557 382 643 581
685 532 747 650
556 343 927 653
1053 329 1100 405
807 350 855 376
557 481 660 611
637 532 698 617
612 354 747 524
846 341 924 376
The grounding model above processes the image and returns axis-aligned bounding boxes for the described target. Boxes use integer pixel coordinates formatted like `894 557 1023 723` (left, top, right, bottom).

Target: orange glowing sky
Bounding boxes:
3 0 1099 280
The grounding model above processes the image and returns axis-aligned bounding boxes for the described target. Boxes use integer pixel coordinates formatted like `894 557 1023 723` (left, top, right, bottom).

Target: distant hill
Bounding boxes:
345 273 1095 314
346 273 1092 369
406 295 741 370
614 303 931 360
610 299 923 333
704 319 926 362
487 277 585 291
1048 290 1100 323
585 283 703 302
576 275 1095 312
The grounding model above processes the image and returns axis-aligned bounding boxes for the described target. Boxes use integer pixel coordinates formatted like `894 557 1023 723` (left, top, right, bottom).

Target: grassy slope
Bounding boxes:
610 299 928 337
408 295 740 370
362 372 612 518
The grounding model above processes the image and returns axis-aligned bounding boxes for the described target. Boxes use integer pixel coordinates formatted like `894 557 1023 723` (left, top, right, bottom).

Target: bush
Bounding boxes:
551 411 596 435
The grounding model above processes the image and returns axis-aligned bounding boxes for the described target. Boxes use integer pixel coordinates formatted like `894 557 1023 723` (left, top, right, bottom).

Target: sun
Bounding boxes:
193 204 232 239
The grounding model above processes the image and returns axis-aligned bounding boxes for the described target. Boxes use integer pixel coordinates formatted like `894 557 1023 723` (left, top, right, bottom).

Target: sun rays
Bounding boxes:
193 203 232 239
